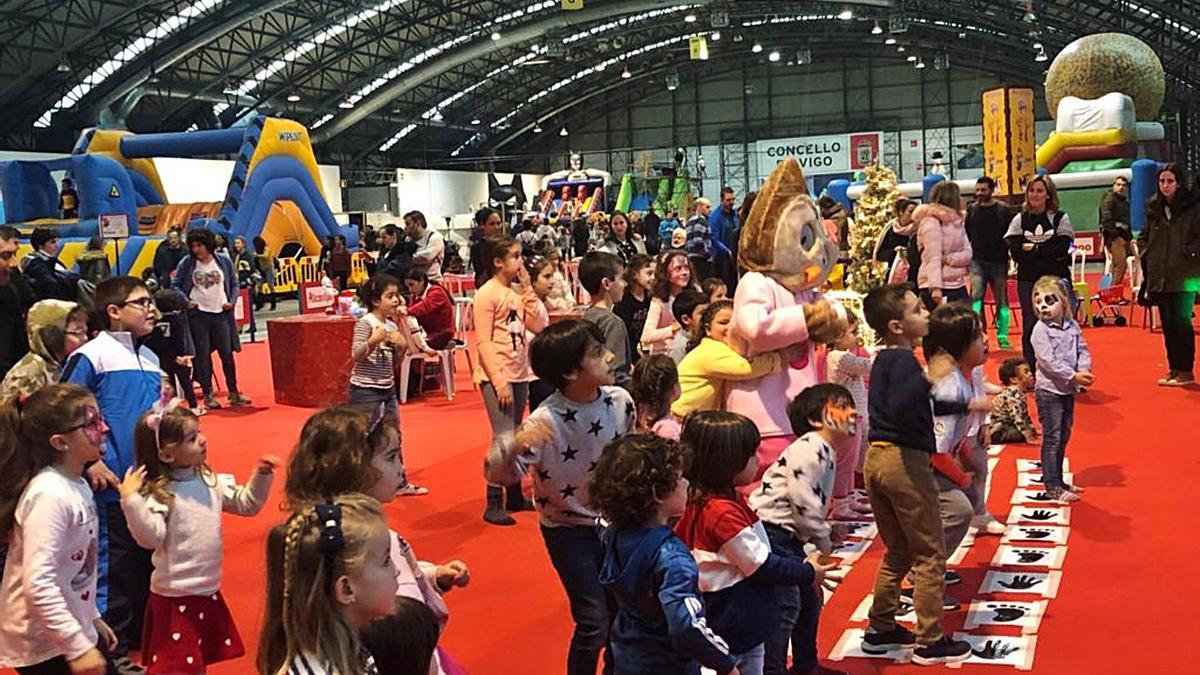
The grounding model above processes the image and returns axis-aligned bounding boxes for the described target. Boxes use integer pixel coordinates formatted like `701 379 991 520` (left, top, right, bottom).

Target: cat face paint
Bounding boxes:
822 400 859 437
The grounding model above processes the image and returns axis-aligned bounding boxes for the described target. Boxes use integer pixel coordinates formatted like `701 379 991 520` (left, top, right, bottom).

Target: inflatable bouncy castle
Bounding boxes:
0 115 355 276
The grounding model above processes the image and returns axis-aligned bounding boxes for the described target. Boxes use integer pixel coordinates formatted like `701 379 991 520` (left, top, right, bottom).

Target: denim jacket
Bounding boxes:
1030 318 1092 395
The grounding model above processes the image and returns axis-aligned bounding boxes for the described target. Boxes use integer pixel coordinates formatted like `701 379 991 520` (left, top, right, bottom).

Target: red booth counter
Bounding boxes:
267 314 356 407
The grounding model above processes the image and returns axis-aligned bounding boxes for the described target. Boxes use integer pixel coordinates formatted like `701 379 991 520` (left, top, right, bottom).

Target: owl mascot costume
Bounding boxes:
726 158 847 471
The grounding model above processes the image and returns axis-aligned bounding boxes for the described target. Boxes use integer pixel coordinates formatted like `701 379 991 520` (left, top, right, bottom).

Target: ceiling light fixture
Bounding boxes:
872 22 883 35
915 58 926 69
470 118 481 125
897 44 906 52
621 66 631 79
286 93 301 102
533 123 542 133
710 31 721 41
1034 46 1048 62
768 50 780 62
338 101 354 109
1033 41 1043 50
683 11 697 23
559 127 568 136
751 42 763 53
56 60 71 73
838 8 853 21
491 32 501 41
907 54 917 62
884 36 896 45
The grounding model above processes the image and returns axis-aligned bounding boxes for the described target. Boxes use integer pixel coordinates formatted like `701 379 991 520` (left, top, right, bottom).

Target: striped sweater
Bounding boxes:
350 313 396 389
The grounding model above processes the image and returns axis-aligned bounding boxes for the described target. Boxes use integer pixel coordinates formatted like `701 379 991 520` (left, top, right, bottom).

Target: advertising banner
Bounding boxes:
756 131 882 180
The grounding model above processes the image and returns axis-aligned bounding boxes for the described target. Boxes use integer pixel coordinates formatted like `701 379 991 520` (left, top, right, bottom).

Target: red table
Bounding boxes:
267 314 356 407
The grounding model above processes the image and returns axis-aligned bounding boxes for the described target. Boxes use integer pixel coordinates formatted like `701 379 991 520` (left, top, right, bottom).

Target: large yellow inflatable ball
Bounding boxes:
1045 33 1165 121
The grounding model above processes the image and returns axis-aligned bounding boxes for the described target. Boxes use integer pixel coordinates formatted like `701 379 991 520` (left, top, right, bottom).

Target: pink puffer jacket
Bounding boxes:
915 203 972 290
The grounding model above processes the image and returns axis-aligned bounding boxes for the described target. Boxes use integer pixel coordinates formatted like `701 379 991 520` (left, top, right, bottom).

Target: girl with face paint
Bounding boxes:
1029 276 1094 503
640 252 700 355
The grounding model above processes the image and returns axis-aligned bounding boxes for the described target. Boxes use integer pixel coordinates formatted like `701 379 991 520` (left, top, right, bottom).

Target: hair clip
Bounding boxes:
315 502 345 555
147 397 185 449
367 401 388 435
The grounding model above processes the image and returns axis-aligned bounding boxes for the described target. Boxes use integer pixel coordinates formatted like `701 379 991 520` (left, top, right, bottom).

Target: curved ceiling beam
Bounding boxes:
88 0 299 118
313 0 693 144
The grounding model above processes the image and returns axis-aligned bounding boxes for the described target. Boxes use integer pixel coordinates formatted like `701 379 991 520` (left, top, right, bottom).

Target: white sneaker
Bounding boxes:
971 514 1006 535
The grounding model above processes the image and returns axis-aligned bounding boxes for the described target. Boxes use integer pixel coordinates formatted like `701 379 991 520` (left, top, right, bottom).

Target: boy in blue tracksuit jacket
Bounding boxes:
62 276 163 670
591 434 738 675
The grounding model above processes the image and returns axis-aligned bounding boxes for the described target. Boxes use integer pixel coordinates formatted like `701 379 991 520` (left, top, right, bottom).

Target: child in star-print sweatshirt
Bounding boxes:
507 320 635 674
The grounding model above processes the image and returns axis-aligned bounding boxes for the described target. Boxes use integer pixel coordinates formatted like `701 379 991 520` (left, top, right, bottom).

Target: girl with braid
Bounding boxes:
632 354 682 440
257 494 397 675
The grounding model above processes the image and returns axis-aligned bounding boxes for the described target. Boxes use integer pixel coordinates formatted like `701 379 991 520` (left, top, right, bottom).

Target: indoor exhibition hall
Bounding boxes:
0 1 1198 674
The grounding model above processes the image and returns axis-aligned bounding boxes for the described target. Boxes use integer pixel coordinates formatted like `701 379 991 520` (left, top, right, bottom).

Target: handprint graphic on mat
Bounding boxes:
972 640 1019 660
998 574 1043 590
1016 550 1047 563
986 603 1027 623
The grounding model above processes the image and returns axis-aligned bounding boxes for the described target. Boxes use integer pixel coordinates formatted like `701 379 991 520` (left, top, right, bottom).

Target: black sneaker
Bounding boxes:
901 587 960 611
861 626 916 654
944 570 962 586
911 636 971 665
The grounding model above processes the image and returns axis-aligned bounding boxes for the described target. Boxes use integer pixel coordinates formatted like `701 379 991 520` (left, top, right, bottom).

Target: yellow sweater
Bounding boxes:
671 337 783 418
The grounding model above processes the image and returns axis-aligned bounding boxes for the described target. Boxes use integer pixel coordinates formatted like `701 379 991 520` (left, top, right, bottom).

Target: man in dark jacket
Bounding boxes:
0 226 35 378
377 223 415 279
20 227 79 301
966 176 1014 347
1099 176 1133 285
153 229 188 284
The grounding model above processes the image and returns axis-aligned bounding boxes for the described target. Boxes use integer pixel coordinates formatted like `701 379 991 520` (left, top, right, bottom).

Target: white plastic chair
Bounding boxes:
398 350 455 403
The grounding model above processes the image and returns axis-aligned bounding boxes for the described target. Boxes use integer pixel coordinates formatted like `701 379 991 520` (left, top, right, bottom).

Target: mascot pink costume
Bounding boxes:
726 158 847 472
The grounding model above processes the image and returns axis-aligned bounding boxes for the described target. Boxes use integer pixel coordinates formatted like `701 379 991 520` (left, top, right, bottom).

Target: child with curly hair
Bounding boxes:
591 434 739 675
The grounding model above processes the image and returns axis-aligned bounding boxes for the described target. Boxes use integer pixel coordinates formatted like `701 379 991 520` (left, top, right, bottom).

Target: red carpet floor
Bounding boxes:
8 323 1200 674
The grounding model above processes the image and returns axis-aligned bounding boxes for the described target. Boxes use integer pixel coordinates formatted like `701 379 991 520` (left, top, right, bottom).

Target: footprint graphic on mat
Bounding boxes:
1023 509 1056 521
986 603 1027 623
1016 550 1047 563
1029 492 1052 502
1020 528 1053 539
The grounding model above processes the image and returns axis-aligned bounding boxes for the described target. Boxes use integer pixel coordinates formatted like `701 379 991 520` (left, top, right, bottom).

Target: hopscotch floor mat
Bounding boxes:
1010 488 1062 505
1002 524 1070 545
828 628 913 664
849 593 916 624
963 599 1048 634
947 633 1039 670
978 570 1064 597
991 545 1069 569
1007 505 1071 526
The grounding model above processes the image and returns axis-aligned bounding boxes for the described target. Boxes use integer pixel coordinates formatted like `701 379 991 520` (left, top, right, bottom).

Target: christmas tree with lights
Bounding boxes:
846 161 902 294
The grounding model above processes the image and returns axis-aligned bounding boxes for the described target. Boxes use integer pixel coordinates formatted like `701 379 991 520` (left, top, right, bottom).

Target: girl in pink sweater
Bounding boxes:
915 181 973 310
641 251 699 354
471 236 547 525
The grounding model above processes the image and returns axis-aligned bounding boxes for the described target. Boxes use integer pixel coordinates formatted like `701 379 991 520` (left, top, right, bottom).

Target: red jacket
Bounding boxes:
408 283 454 348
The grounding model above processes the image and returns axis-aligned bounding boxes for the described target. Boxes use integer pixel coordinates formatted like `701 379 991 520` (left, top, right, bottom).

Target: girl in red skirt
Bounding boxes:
119 400 278 673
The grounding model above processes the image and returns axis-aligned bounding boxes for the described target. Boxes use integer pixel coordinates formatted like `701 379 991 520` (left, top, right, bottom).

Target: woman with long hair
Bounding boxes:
599 211 647 264
914 181 972 310
1138 163 1200 386
1005 175 1074 367
640 251 699 355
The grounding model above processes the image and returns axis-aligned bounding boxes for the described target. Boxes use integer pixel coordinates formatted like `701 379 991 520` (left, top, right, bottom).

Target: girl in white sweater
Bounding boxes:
0 383 116 675
119 400 277 673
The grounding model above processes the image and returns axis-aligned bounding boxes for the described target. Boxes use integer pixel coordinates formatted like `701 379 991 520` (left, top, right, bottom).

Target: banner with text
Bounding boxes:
756 132 882 181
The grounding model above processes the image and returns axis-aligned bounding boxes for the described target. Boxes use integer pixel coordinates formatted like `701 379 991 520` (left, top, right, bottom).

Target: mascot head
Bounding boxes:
738 158 839 293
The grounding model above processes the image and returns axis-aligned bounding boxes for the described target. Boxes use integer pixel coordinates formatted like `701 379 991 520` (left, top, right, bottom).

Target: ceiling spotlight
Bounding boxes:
907 54 917 62
1023 11 1037 23
732 33 743 43
872 22 883 35
958 31 967 39
56 60 71 73
710 31 721 41
1033 41 1043 50
897 45 906 52
286 93 301 102
884 36 896 45
338 101 354 109
768 50 780 62
621 65 631 78
838 8 853 21
491 31 501 41
431 109 443 121
560 127 568 136
1034 46 1048 62
470 118 481 125
915 58 926 69
683 11 697 23
533 123 543 133
751 42 763 53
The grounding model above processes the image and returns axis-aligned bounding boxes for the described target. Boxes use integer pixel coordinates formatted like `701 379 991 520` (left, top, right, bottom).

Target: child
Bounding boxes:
990 357 1039 444
361 597 443 675
675 411 827 674
351 273 426 496
578 251 632 389
632 354 682 440
641 251 698 354
535 240 575 314
665 288 708 364
614 254 655 362
591 433 739 675
673 300 786 419
490 320 633 675
473 235 546 525
62 276 164 672
0 299 89 405
750 384 858 675
702 277 728 303
118 402 277 673
1030 275 1094 503
824 314 874 520
146 288 199 413
285 405 470 675
526 254 557 412
257 494 397 675
0 384 116 674
857 283 970 664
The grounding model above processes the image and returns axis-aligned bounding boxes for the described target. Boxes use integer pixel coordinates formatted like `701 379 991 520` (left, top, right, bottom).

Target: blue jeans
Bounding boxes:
540 525 614 675
348 384 409 487
734 643 766 675
1035 390 1074 490
970 260 1009 307
763 523 821 674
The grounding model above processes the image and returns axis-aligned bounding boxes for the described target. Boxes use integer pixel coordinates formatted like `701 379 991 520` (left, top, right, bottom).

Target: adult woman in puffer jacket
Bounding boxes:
915 181 973 309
